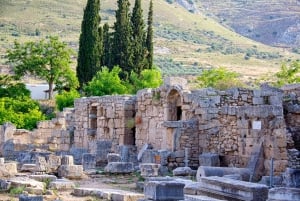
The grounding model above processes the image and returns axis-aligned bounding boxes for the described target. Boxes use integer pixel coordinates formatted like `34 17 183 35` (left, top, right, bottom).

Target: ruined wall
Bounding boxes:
73 95 136 155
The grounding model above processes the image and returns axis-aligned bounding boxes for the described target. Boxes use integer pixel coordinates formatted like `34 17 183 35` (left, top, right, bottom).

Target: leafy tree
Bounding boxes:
146 0 154 69
7 36 78 99
275 61 300 87
131 0 147 75
111 0 133 78
0 74 30 98
197 67 244 90
77 0 102 88
55 90 80 111
0 97 45 130
84 66 128 96
129 68 163 93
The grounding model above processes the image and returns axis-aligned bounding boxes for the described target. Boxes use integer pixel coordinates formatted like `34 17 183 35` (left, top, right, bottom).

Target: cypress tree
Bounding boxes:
146 0 154 69
102 23 111 67
77 0 102 88
111 0 133 79
131 0 147 76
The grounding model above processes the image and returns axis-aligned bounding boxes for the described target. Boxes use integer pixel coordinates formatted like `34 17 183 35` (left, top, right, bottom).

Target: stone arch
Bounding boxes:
167 87 183 121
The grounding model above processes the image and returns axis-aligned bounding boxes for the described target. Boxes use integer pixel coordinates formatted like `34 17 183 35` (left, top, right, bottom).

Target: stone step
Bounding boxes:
184 195 226 201
73 187 144 201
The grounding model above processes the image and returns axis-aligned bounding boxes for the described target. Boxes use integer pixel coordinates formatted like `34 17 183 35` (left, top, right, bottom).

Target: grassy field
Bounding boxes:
0 0 299 81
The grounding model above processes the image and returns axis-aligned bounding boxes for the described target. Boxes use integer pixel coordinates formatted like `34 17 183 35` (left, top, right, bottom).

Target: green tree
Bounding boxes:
275 61 300 87
84 66 128 96
111 0 133 78
77 0 102 88
197 67 244 90
102 23 111 67
0 74 30 98
129 68 163 93
146 0 154 69
7 36 78 99
131 0 147 75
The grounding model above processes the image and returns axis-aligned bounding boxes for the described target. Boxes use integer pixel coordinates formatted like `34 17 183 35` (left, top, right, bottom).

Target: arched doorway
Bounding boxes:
167 89 182 121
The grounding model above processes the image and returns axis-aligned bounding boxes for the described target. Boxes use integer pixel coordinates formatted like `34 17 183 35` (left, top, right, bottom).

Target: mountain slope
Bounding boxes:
0 0 299 80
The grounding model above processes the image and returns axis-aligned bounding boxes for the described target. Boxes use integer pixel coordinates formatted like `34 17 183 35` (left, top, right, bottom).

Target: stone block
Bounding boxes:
19 194 43 201
10 177 44 195
107 153 121 163
21 164 37 173
283 168 300 188
49 178 75 190
61 155 74 165
144 180 185 201
46 154 61 172
82 153 96 170
0 179 11 190
198 176 268 201
29 175 57 183
199 153 220 167
173 167 192 176
140 163 160 177
104 162 134 174
35 156 47 172
58 165 83 179
267 187 300 201
0 162 17 177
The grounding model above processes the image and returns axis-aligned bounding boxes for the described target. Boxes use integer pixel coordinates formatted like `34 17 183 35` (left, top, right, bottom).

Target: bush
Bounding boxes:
55 90 80 111
0 97 45 130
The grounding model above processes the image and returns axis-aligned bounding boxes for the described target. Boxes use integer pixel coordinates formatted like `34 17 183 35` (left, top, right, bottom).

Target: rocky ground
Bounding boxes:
0 172 142 201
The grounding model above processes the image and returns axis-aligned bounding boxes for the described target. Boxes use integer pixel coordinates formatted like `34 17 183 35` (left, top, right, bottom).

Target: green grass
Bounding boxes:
0 0 299 81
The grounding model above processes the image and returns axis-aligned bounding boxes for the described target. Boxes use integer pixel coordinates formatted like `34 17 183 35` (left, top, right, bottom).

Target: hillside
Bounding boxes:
175 0 300 49
0 0 299 80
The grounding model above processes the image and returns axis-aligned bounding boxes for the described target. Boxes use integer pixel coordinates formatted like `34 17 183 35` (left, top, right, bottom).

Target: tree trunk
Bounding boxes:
48 81 54 99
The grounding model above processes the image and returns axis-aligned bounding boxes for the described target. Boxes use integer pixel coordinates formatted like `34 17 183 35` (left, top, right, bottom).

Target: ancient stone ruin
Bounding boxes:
1 77 300 200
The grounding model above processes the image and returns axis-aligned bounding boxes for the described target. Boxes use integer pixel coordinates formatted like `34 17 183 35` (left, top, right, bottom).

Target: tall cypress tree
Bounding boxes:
131 0 146 76
111 0 133 79
146 0 154 69
102 23 111 67
77 0 102 88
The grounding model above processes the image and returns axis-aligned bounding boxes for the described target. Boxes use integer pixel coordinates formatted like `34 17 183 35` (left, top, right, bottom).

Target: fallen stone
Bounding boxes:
185 195 226 201
29 174 57 183
173 167 192 176
199 153 220 167
73 187 144 201
107 153 121 163
0 179 11 190
21 164 37 173
259 176 283 187
140 163 160 177
223 174 242 180
267 187 300 201
196 176 268 201
46 154 61 172
283 168 300 188
104 162 134 174
19 194 43 201
9 177 44 195
144 180 185 201
196 166 251 182
0 162 18 177
49 178 75 190
58 165 83 179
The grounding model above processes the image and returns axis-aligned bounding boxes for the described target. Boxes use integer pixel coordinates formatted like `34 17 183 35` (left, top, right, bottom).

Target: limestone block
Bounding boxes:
107 153 121 163
61 155 74 165
49 178 75 190
0 162 17 177
35 156 48 172
58 165 84 179
144 180 185 201
104 162 134 174
283 168 300 188
19 194 43 201
9 177 44 195
199 153 220 167
140 163 160 177
267 187 300 201
21 164 37 173
47 155 61 172
82 153 96 170
29 174 57 183
173 167 192 176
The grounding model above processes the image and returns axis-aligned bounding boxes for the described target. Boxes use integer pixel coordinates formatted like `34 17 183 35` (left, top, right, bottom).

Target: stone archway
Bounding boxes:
167 89 182 121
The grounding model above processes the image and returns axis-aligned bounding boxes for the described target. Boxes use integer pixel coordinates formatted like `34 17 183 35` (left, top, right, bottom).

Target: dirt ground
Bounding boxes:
0 173 142 201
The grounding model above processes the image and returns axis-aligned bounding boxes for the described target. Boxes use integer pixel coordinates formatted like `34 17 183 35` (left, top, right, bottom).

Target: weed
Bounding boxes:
9 186 25 196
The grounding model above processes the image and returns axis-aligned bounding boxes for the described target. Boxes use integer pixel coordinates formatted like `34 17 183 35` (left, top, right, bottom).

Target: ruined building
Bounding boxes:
1 77 300 179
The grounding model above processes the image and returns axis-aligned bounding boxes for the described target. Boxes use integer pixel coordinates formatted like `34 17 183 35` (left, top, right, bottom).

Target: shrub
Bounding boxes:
55 90 80 111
